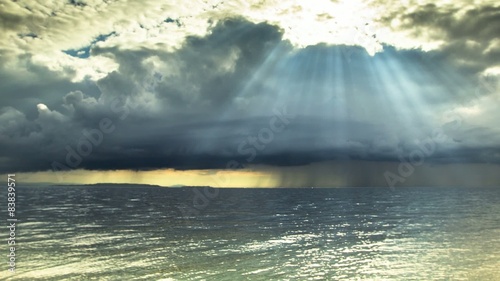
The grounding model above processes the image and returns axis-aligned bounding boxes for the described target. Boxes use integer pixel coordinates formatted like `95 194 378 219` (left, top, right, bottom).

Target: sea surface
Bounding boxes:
2 185 500 280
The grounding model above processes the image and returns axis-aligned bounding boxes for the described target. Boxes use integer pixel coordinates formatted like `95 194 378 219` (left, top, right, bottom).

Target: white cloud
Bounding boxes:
2 0 498 82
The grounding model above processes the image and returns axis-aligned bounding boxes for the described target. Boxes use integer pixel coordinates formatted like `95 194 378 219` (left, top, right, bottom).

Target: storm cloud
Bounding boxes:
0 1 499 187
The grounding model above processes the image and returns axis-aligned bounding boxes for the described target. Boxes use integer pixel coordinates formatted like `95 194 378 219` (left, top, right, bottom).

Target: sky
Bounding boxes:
0 0 499 187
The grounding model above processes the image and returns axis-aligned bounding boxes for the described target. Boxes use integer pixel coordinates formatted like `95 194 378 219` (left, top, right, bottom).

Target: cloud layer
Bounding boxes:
0 1 499 187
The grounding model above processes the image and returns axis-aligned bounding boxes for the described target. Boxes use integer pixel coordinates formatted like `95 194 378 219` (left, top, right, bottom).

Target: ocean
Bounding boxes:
2 185 499 280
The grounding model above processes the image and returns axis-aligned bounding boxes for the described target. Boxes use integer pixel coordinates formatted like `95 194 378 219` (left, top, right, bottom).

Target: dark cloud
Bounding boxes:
0 10 24 31
0 16 499 178
0 53 101 119
379 4 500 75
93 18 289 111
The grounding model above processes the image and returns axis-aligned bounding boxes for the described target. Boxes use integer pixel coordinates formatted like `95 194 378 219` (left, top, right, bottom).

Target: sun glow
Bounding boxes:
239 0 383 54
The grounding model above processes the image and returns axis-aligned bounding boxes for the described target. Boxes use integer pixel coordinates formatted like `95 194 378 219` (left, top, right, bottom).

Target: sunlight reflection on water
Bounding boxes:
1 186 499 280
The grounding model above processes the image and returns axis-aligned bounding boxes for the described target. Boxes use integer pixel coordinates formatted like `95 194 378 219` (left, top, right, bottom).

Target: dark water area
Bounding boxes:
2 186 500 280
